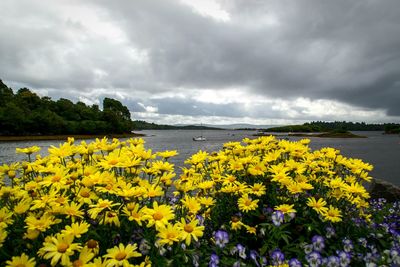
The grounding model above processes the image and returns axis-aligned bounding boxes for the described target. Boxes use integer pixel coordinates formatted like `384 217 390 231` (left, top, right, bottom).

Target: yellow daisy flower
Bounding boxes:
62 221 90 238
142 202 175 229
103 243 141 266
238 194 259 212
275 204 296 214
176 218 204 246
38 234 82 266
156 223 181 246
307 197 328 214
322 205 342 223
5 253 36 267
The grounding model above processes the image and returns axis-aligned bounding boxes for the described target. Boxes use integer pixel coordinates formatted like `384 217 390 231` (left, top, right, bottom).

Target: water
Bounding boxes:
1 130 399 186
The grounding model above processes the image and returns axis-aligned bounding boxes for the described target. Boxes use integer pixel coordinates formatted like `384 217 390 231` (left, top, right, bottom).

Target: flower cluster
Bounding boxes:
0 136 398 266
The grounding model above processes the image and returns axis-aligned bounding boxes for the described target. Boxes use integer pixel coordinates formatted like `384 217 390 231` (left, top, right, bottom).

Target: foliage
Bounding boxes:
0 80 133 135
1 136 399 266
265 121 400 133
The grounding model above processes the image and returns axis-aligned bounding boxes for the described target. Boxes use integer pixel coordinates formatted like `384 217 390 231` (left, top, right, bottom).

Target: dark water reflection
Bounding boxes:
1 130 399 186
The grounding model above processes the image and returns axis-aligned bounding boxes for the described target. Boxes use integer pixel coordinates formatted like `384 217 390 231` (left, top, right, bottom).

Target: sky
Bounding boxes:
1 0 400 126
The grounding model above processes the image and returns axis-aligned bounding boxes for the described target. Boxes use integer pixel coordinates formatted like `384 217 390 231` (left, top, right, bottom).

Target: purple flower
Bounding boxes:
326 256 340 267
342 238 353 252
214 230 229 248
337 251 351 266
209 253 219 267
272 211 284 226
236 244 246 259
306 251 322 267
271 249 285 265
312 235 325 252
326 226 336 238
288 258 302 267
249 250 260 267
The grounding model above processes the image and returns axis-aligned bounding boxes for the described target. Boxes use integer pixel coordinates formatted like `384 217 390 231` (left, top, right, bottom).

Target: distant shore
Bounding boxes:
0 132 145 142
254 131 367 138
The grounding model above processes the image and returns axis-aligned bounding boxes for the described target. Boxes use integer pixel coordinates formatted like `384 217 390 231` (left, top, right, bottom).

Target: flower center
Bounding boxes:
87 239 98 249
167 233 176 239
52 175 62 182
115 251 127 261
184 224 194 233
80 191 90 198
244 199 252 206
72 259 83 267
153 211 163 220
109 159 119 165
57 242 69 253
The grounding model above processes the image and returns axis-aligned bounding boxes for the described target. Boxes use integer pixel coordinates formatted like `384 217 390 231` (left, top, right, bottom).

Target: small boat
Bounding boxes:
193 136 206 141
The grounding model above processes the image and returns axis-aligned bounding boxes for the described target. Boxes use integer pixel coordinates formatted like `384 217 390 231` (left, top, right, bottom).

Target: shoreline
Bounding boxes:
0 132 145 142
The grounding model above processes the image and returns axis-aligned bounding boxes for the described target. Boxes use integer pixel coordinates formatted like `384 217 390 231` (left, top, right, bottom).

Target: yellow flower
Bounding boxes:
238 194 259 212
88 199 120 219
103 243 141 266
71 247 95 267
62 201 85 221
16 145 41 155
38 234 82 266
62 221 90 238
181 195 202 215
322 205 342 223
307 197 328 215
101 211 121 227
23 229 40 240
122 203 144 226
275 204 296 214
142 202 175 229
0 229 7 248
249 183 266 196
176 218 204 246
157 150 178 159
5 253 36 267
143 185 164 198
25 213 61 232
156 223 181 246
199 196 215 207
0 207 14 227
244 224 257 235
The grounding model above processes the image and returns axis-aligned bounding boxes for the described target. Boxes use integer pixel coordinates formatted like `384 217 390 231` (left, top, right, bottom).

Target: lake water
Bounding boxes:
1 130 399 186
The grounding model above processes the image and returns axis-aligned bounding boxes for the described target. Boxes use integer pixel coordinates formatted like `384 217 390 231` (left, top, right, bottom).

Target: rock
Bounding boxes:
369 179 400 202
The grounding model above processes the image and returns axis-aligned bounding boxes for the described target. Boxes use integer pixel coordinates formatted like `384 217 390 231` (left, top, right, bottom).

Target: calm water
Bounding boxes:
1 130 399 186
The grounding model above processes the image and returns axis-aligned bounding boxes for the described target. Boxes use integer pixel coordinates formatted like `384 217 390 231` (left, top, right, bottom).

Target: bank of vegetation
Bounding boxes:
264 121 400 134
0 80 221 137
0 80 133 135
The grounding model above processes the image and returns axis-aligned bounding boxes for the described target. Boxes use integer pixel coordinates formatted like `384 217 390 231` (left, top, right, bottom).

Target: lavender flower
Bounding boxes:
214 230 229 248
337 251 351 267
312 235 325 252
326 256 340 267
209 253 219 267
272 210 284 226
271 249 285 266
236 244 246 259
306 251 322 267
326 226 336 239
250 250 260 267
288 258 302 267
342 238 353 253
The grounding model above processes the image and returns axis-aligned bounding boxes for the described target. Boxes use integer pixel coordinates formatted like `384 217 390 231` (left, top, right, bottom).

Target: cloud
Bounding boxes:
0 0 400 124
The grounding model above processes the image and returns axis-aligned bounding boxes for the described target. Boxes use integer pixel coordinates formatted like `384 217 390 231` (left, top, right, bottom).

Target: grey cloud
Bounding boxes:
1 0 400 122
93 0 400 115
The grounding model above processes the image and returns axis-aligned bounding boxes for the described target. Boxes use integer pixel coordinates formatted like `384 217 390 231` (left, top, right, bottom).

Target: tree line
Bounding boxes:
0 80 133 135
265 121 400 133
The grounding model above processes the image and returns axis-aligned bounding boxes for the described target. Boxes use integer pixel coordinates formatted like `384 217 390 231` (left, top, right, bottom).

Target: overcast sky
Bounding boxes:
1 0 400 125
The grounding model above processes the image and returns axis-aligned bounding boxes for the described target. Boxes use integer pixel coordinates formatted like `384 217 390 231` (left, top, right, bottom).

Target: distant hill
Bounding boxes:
133 121 223 130
173 123 276 130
